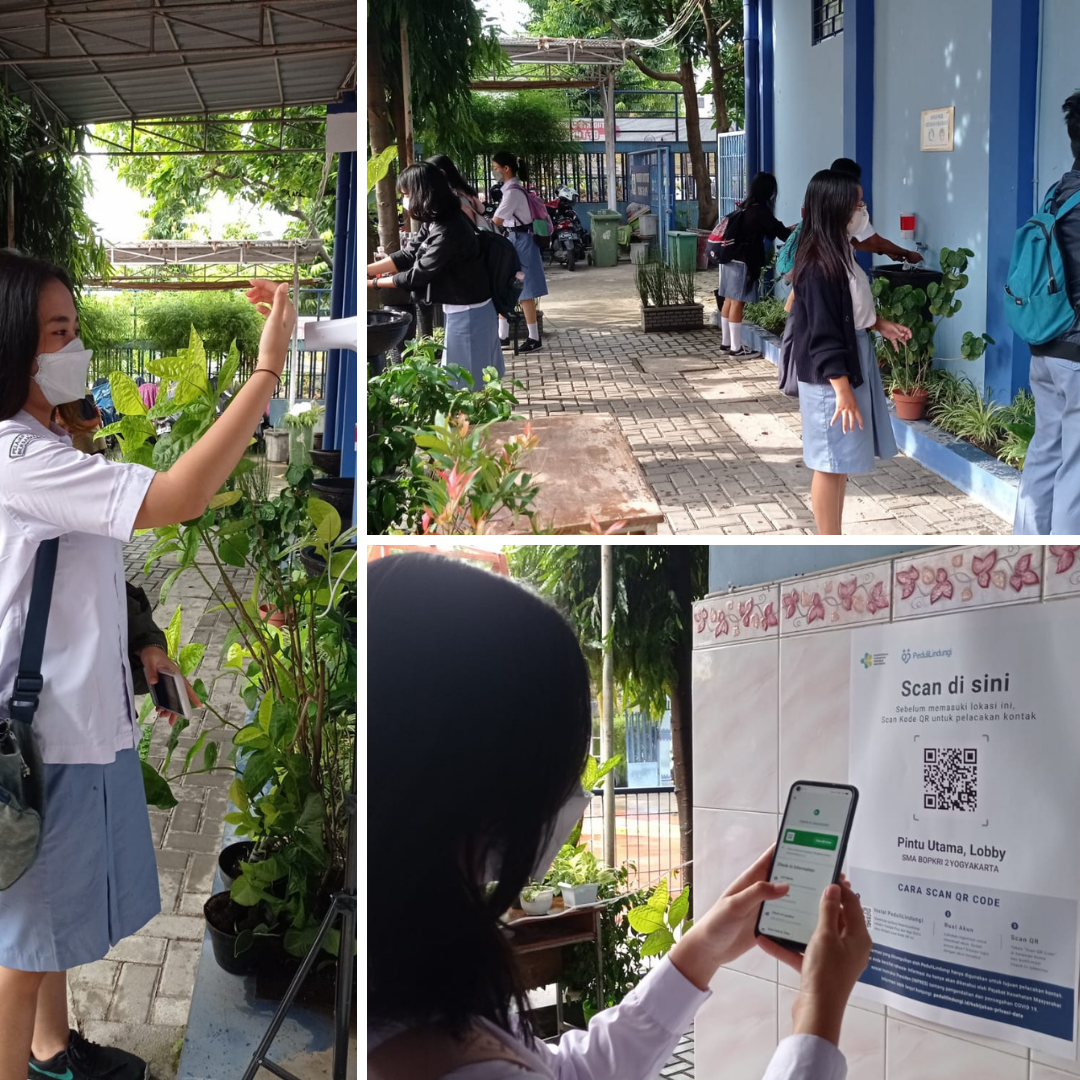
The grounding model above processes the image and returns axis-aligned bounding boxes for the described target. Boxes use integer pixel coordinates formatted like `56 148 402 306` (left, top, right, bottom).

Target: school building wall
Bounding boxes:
692 543 1080 1080
1037 0 1080 207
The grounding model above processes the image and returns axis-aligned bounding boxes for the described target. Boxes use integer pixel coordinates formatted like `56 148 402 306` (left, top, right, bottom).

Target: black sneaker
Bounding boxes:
30 1029 148 1080
729 344 761 359
499 337 510 348
719 343 734 352
518 338 543 353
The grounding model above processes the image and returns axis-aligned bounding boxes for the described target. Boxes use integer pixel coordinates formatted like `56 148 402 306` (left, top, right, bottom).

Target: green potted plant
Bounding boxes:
871 246 993 420
520 883 556 915
281 401 323 469
546 845 617 908
635 254 703 333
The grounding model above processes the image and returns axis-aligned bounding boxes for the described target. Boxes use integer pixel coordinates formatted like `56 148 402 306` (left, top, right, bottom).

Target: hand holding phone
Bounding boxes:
149 668 194 720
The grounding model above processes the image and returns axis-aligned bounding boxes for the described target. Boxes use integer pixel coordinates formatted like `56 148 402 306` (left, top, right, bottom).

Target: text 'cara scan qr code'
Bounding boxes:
923 747 977 811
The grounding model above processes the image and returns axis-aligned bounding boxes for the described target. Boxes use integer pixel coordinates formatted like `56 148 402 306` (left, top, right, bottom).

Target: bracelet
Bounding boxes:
251 368 281 385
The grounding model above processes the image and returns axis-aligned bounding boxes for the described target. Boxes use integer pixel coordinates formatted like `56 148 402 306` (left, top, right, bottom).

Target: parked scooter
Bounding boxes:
545 185 590 271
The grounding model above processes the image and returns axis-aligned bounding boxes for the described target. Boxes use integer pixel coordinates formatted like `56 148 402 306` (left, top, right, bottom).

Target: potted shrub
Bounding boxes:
871 246 993 421
281 401 323 469
635 255 703 333
546 845 616 909
520 883 555 915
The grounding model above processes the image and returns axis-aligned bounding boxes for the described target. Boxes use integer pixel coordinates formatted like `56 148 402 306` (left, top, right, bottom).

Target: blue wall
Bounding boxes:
873 0 992 392
708 545 933 593
771 2 844 229
1036 0 1080 205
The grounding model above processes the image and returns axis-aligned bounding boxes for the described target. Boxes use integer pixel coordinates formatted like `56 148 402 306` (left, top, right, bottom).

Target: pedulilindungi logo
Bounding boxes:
902 649 911 664
902 647 952 664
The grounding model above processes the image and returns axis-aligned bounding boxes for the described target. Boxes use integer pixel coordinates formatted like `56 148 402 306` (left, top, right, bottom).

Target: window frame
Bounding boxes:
812 0 844 45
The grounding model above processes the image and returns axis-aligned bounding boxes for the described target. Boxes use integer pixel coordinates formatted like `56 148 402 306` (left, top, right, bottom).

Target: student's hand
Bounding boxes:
830 381 864 434
903 249 923 264
875 318 912 350
139 647 202 726
245 280 296 372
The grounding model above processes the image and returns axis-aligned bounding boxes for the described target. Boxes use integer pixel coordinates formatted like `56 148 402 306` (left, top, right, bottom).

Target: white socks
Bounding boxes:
730 320 742 351
498 316 509 339
527 322 539 341
721 317 731 347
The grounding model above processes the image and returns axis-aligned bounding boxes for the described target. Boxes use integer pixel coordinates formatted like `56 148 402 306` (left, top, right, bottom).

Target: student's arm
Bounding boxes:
134 281 295 529
851 233 922 263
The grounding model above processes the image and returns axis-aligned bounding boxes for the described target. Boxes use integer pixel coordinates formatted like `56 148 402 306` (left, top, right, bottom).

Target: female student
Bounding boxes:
368 162 502 387
369 553 874 1080
719 172 793 358
491 151 547 352
788 169 911 534
0 253 294 1080
427 153 491 230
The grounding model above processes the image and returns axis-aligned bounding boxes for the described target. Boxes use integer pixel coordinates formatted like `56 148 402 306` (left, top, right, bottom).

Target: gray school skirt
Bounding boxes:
719 260 759 303
444 299 504 389
798 328 898 475
0 748 160 971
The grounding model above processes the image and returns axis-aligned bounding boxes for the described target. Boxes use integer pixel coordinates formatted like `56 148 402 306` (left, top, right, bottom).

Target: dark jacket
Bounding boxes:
127 582 168 696
1031 163 1080 363
788 262 863 387
734 203 793 281
390 215 492 306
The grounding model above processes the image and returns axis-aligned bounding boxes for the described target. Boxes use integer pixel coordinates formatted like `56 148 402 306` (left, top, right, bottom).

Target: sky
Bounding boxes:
480 0 530 34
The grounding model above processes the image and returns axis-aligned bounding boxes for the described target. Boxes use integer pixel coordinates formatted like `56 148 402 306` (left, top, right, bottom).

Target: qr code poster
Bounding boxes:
923 747 978 812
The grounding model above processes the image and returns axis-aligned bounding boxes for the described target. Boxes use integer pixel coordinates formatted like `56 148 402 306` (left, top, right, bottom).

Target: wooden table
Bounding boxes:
502 897 604 1035
484 413 665 534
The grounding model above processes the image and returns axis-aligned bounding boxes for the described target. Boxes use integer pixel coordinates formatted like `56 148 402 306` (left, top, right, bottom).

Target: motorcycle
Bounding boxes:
545 186 590 272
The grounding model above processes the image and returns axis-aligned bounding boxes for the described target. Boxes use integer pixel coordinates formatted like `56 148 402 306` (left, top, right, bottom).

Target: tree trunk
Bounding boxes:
668 547 694 916
698 3 730 136
367 20 401 254
679 59 718 230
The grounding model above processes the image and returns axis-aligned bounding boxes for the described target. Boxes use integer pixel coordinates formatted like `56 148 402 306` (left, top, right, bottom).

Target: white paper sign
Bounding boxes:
848 605 1080 1057
921 106 955 151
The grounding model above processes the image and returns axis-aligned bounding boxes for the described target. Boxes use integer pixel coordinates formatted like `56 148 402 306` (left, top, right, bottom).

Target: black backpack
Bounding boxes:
476 229 524 317
706 209 745 267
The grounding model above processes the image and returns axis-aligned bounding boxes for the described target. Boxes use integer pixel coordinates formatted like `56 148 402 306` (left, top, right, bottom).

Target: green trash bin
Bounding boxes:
588 210 622 268
667 230 698 272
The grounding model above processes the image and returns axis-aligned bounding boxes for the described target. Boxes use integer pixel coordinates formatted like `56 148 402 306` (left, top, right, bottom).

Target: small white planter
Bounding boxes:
520 888 555 915
264 429 290 463
559 882 599 908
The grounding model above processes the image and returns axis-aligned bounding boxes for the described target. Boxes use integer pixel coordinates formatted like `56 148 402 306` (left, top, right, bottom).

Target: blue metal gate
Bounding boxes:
627 147 676 256
717 131 747 218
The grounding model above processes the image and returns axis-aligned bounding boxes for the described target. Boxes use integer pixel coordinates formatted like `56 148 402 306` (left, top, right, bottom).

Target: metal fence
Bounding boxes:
717 130 747 217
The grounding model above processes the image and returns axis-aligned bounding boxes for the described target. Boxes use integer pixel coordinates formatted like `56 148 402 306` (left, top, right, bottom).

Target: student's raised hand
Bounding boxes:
245 280 296 371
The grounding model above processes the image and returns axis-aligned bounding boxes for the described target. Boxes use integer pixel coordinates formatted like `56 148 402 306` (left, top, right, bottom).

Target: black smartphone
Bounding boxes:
149 670 192 719
755 781 859 954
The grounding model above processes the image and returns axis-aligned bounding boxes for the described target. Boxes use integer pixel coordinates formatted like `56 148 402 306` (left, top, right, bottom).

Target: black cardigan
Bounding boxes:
390 214 492 306
788 262 864 388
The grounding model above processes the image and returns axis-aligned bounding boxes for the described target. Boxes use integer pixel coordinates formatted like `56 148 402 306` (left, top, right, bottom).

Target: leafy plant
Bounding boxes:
140 292 266 362
368 145 399 194
521 883 554 903
743 296 787 336
544 844 619 890
281 403 324 430
931 390 1007 453
626 877 692 958
635 255 697 308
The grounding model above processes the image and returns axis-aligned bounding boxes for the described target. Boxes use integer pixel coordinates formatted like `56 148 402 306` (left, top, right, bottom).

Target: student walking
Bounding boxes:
367 162 503 388
718 173 793 358
0 257 294 1080
491 151 547 353
1014 92 1080 534
788 169 911 534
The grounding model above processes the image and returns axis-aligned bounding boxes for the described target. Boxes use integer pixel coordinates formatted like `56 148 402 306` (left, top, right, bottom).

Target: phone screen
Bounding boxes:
149 671 190 718
757 782 857 950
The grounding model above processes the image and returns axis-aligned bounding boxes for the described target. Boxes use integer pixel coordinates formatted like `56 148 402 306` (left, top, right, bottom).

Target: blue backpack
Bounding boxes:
1003 185 1080 345
775 220 802 278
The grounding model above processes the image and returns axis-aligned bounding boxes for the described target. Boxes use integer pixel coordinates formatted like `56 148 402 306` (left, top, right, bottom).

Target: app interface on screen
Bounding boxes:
759 785 853 944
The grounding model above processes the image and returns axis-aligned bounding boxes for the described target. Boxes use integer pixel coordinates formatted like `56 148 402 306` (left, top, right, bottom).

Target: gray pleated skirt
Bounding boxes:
798 328 898 475
510 229 549 300
444 299 504 390
719 260 759 303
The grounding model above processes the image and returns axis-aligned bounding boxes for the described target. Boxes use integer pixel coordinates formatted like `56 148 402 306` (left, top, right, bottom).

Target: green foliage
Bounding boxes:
140 292 264 361
626 878 691 959
368 146 399 194
79 293 135 352
544 844 619 889
367 337 522 533
635 255 697 308
743 296 788 336
932 389 1008 453
520 883 554 902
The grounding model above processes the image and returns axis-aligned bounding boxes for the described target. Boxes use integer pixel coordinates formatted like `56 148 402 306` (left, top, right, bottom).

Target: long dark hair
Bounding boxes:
396 162 460 223
792 169 860 285
426 153 478 199
741 171 778 214
368 554 592 1040
492 150 530 184
1065 90 1080 162
0 250 75 421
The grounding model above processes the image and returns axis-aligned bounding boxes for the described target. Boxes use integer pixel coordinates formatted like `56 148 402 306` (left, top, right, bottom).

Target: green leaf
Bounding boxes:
367 144 398 194
178 642 205 678
307 498 341 548
668 887 690 930
647 877 669 912
234 725 271 748
639 927 675 957
269 702 298 747
329 550 358 582
141 761 178 810
258 695 273 732
182 731 207 774
208 490 242 510
203 741 219 772
582 756 598 791
110 370 147 416
229 777 249 812
218 531 251 568
230 874 268 907
218 340 240 394
165 604 183 659
627 905 666 935
231 457 258 478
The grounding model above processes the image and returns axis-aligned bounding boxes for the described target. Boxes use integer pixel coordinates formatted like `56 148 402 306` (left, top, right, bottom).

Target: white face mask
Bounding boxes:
401 195 411 213
847 203 870 238
33 337 93 406
484 784 592 885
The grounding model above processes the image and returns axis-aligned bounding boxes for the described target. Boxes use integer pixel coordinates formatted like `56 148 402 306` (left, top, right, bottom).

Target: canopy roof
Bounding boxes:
0 0 356 125
498 36 632 67
105 238 324 264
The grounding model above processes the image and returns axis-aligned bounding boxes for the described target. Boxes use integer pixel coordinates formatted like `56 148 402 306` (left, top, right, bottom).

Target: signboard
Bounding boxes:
921 106 955 152
848 605 1080 1057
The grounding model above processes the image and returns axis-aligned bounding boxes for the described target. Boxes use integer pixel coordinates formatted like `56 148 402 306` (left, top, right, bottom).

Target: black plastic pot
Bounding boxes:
218 840 255 892
310 447 341 476
368 307 412 357
311 476 354 523
871 264 944 322
312 433 323 451
300 545 326 579
205 892 265 976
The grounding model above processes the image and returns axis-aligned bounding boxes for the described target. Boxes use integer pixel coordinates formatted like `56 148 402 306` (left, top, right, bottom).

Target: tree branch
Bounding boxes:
627 51 683 84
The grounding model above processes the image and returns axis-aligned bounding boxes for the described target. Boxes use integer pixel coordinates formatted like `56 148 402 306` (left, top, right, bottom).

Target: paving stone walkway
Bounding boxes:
507 267 1008 535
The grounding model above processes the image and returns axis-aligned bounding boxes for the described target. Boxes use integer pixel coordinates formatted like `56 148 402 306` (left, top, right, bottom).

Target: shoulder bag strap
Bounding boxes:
1053 188 1080 222
9 538 60 724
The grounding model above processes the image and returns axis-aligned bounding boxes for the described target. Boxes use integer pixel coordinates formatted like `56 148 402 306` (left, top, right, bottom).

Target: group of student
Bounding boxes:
366 150 549 389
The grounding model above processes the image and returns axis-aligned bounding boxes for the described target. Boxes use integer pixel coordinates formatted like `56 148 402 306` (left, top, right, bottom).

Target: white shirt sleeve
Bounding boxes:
0 434 156 543
853 216 876 243
763 1035 848 1080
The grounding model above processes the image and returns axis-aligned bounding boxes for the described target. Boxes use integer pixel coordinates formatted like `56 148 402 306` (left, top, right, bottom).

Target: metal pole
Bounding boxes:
288 248 300 405
603 71 618 211
600 545 615 867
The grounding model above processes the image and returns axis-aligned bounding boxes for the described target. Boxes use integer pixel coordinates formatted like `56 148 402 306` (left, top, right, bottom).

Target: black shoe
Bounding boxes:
729 344 761 359
719 343 733 352
499 337 510 348
30 1029 148 1080
518 338 543 353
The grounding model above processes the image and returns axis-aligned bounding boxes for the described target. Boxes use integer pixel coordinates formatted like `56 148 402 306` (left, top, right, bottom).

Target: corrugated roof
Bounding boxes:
106 238 325 263
0 0 356 123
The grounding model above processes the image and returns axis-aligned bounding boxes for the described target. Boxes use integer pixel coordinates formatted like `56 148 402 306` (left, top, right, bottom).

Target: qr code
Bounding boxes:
923 747 977 811
863 906 872 931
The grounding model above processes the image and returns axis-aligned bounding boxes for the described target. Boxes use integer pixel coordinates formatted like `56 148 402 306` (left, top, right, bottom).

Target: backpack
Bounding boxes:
476 229 524 318
525 188 552 240
1004 184 1080 345
705 209 744 267
776 220 802 278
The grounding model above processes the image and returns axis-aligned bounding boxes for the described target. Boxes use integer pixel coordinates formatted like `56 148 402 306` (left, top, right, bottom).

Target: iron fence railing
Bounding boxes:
717 131 747 218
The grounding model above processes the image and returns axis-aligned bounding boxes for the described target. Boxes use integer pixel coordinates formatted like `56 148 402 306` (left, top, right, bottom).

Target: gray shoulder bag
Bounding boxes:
0 537 59 890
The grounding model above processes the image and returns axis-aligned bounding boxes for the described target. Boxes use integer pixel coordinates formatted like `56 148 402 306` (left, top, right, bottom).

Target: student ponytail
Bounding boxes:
516 157 530 184
493 150 528 183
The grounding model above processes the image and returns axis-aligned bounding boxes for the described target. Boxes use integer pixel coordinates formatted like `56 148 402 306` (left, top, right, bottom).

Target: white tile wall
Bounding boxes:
692 546 1071 1080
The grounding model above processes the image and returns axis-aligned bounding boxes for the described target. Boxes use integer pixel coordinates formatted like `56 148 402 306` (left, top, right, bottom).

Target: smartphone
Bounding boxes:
755 781 859 954
149 669 193 719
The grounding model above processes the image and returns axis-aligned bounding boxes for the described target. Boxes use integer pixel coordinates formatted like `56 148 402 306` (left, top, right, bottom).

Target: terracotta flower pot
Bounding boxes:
258 604 288 629
892 387 929 421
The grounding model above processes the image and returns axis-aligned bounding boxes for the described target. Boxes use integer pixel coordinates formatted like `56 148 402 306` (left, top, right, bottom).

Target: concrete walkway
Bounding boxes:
509 263 1008 535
